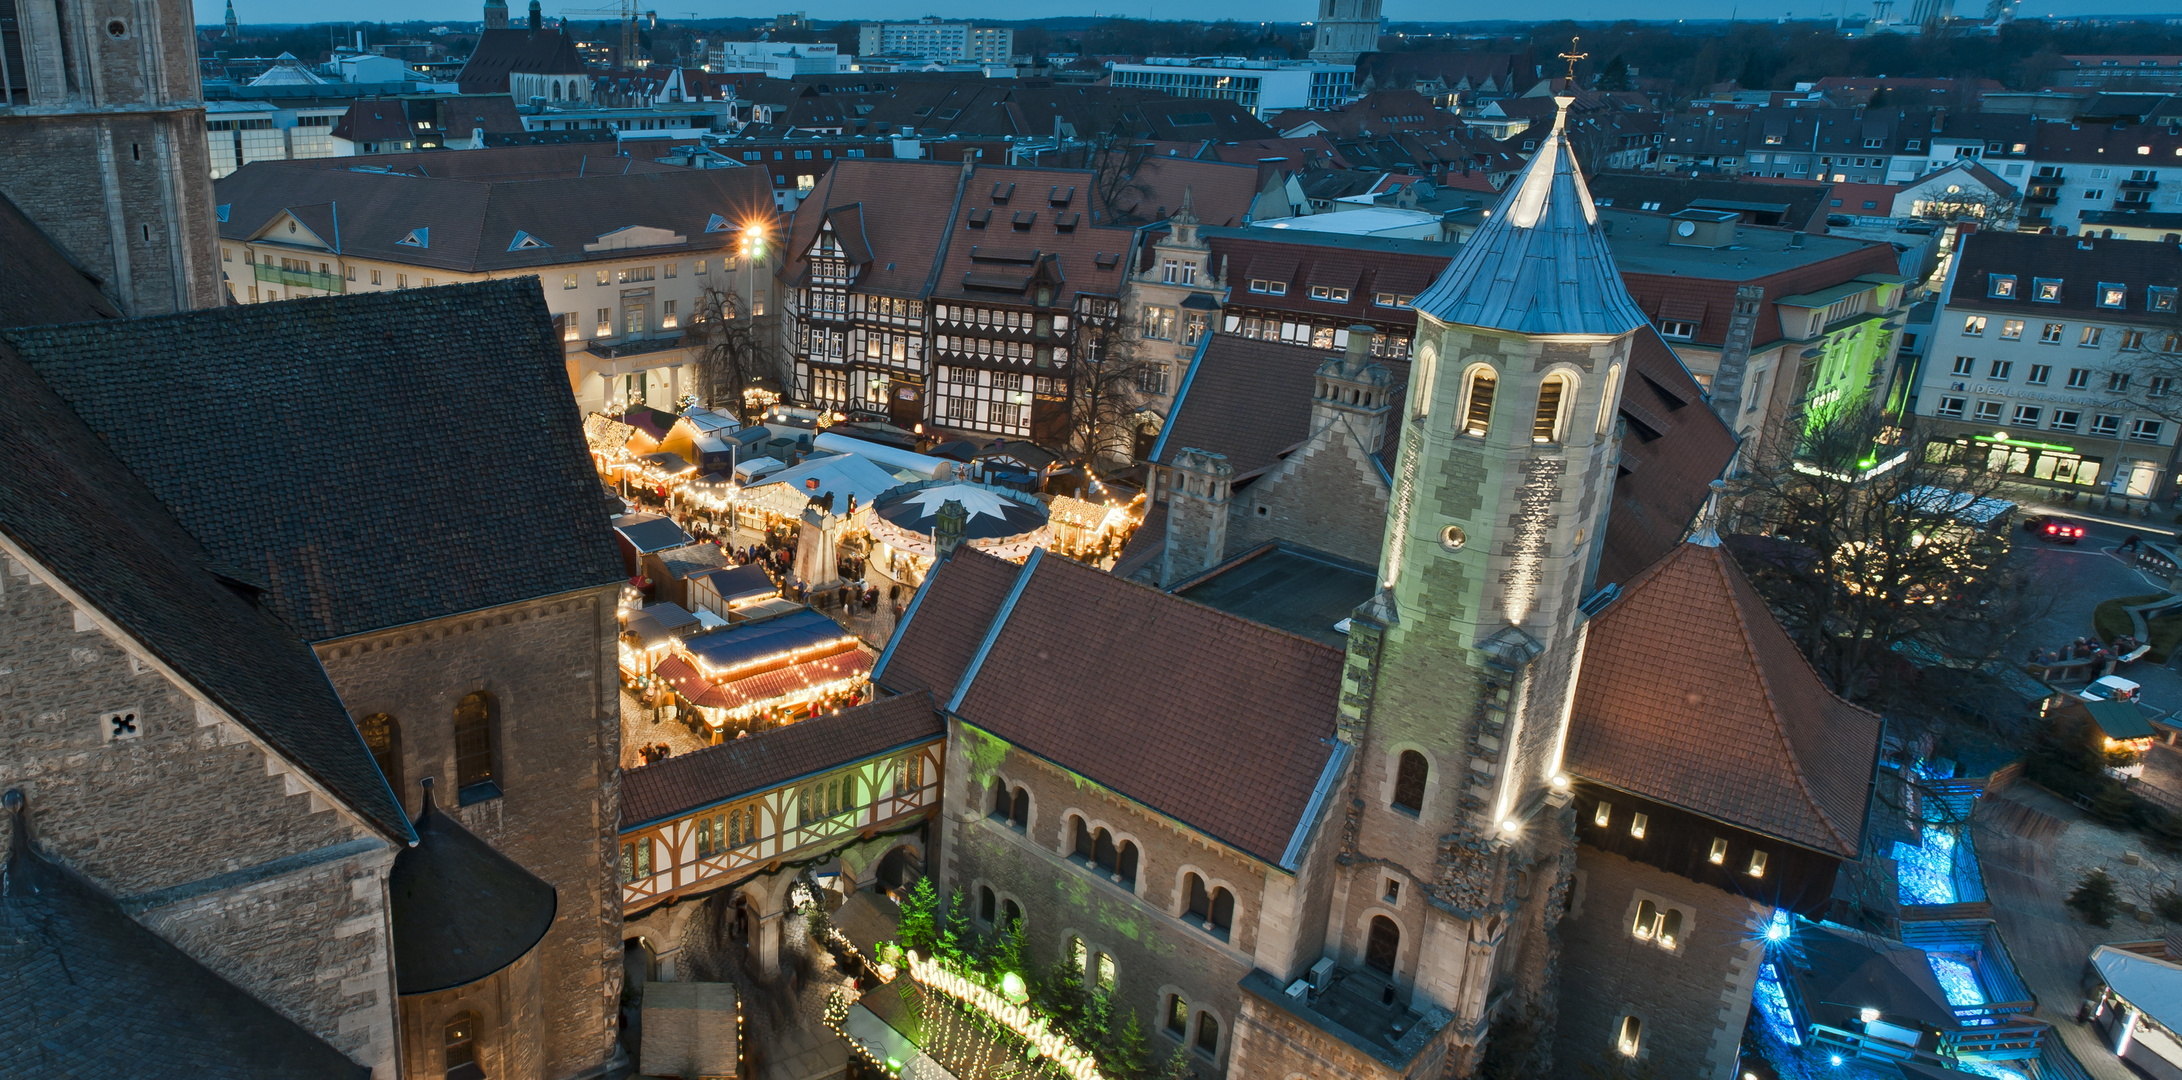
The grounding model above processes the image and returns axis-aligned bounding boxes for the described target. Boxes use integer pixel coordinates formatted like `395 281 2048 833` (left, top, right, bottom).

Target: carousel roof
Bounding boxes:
872 481 1048 542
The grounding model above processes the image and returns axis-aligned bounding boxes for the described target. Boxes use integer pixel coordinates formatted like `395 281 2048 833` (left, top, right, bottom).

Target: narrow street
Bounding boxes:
2011 511 2182 706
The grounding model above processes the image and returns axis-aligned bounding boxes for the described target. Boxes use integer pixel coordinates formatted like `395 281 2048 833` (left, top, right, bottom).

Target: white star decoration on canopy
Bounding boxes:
892 483 1025 524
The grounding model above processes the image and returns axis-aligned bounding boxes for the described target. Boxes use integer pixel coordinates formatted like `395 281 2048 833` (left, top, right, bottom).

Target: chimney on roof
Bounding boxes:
1314 326 1395 457
1159 448 1232 589
528 0 540 31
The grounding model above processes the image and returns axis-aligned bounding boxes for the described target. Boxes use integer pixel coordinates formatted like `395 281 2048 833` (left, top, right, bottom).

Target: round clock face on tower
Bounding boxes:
1675 220 1697 237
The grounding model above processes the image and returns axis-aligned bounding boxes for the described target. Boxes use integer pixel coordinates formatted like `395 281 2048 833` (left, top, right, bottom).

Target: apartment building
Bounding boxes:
1108 57 1355 118
707 40 851 76
211 147 776 415
778 158 1131 439
1913 230 2182 499
856 18 1013 63
205 99 350 177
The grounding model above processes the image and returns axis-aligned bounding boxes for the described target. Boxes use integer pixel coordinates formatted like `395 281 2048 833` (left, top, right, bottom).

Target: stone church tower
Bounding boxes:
1333 96 1651 1071
1308 0 1382 64
0 0 223 315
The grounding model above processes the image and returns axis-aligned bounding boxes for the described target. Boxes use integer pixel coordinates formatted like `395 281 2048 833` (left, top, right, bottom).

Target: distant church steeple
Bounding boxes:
224 0 238 39
1308 0 1381 64
527 0 541 32
482 0 509 30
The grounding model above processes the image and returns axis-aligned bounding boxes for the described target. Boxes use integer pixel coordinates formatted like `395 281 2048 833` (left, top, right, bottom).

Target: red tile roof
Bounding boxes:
620 691 941 825
656 649 874 710
1594 329 1739 587
872 547 1024 697
783 159 969 298
1566 542 1879 856
943 552 1344 866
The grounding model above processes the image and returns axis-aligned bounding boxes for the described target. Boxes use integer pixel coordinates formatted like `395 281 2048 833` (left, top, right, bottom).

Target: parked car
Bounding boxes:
2023 515 2086 544
1897 221 1939 235
1826 214 1854 227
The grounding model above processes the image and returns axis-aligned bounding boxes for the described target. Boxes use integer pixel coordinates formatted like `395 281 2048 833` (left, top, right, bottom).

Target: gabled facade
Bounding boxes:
780 158 1133 440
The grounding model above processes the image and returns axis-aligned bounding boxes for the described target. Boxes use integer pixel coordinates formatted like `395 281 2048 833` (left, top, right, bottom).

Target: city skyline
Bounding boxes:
192 0 2182 35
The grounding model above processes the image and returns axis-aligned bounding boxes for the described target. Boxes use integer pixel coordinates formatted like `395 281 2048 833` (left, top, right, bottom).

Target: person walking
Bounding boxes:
2122 533 2143 553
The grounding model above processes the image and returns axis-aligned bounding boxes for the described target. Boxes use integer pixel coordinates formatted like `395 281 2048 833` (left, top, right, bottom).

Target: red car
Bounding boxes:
2023 515 2086 544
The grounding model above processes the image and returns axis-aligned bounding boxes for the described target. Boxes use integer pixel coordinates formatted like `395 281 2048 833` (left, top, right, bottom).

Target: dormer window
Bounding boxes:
1629 812 1649 839
1249 279 1286 295
2100 283 2128 309
398 227 429 248
2034 278 2063 302
1747 850 1769 877
967 208 991 229
990 181 1014 202
2152 286 2179 312
1594 801 1612 827
1988 274 2016 298
1709 838 1728 864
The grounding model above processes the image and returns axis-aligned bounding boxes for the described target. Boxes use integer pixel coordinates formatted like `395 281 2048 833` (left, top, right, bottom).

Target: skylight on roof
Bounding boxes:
398 227 429 248
2099 282 2127 309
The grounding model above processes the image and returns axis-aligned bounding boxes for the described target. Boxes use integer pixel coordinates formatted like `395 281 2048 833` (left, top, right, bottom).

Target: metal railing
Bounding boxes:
252 263 345 293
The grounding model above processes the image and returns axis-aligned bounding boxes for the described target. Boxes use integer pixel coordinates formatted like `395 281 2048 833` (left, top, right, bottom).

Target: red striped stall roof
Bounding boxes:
656 650 875 711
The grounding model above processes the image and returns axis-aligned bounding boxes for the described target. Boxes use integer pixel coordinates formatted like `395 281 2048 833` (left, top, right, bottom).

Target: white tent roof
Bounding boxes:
2096 946 2182 1032
747 453 899 513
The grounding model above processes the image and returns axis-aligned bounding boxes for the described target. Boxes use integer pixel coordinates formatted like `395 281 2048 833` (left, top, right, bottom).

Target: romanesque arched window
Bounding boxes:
1460 367 1497 437
1392 750 1428 814
358 713 402 800
1532 373 1571 444
453 692 497 799
1009 787 1029 829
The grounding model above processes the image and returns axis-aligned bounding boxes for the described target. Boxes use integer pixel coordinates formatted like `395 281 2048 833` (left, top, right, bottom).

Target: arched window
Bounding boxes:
1618 1015 1643 1057
1413 342 1439 419
991 779 1010 818
1186 873 1212 920
1460 367 1497 437
551 80 562 100
1009 787 1029 828
1195 1010 1220 1055
1365 915 1400 975
1072 816 1094 860
1532 373 1570 443
1116 841 1139 887
979 885 997 923
1001 898 1021 929
444 1010 484 1080
1166 994 1189 1036
1210 888 1234 935
358 713 402 800
1392 751 1428 814
1633 899 1661 941
453 692 498 800
1597 363 1622 436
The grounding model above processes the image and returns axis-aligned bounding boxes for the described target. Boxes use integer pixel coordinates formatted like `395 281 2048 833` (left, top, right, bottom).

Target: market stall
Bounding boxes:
867 480 1052 584
653 608 873 737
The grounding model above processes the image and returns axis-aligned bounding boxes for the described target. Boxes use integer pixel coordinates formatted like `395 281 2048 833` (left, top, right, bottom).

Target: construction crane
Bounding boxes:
560 1 655 68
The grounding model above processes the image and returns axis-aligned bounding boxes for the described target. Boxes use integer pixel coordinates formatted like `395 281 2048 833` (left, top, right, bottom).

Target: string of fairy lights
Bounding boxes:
820 950 1106 1080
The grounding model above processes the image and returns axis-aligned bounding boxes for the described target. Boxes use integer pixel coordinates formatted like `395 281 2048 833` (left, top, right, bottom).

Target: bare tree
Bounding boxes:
1055 305 1163 472
1911 186 2021 230
1725 408 2045 707
689 281 775 422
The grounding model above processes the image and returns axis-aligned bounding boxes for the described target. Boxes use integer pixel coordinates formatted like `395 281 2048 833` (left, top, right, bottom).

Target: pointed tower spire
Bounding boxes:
1409 96 1648 337
224 0 239 39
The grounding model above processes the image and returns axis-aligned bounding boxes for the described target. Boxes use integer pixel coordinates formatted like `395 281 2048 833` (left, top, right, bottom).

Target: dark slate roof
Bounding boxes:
389 785 558 994
619 692 941 826
931 552 1345 867
1 279 625 641
1153 335 1408 479
615 512 696 554
0 190 120 330
0 339 412 841
1948 230 2182 320
214 162 773 274
0 794 371 1078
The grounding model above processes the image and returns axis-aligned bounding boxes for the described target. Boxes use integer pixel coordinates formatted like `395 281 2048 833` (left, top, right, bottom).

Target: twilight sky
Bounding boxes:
196 0 2177 33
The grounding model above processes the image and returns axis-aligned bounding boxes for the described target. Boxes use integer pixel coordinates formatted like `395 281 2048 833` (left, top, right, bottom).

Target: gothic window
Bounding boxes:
1096 952 1117 989
1365 915 1400 975
453 692 498 802
1461 367 1497 437
1412 343 1438 418
359 713 402 799
1009 787 1029 828
445 1010 484 1080
1392 750 1428 814
1618 1016 1643 1057
1598 364 1623 436
1533 374 1570 443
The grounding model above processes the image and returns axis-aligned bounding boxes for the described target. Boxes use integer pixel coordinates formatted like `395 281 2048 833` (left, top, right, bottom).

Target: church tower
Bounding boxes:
224 0 240 40
0 0 221 315
1333 96 1650 1068
483 0 510 30
1308 0 1382 64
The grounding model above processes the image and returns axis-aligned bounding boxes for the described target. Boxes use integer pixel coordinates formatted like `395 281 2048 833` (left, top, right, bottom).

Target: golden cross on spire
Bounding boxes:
1559 37 1588 83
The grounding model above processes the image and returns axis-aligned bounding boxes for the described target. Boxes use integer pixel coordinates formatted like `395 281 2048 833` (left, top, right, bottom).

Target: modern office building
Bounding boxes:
856 18 1013 63
1108 57 1355 117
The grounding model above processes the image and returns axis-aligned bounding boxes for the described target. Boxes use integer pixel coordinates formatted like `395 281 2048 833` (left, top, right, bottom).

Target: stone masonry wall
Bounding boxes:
315 584 624 1080
945 724 1283 1077
1551 847 1766 1080
1226 416 1391 567
0 552 399 1074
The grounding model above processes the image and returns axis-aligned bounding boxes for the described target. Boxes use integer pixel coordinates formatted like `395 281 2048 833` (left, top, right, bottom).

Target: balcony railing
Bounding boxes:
253 263 345 293
2025 192 2061 206
2122 177 2160 190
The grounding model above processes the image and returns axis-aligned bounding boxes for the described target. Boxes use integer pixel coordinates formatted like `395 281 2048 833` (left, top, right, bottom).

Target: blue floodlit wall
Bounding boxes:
1893 826 1987 906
